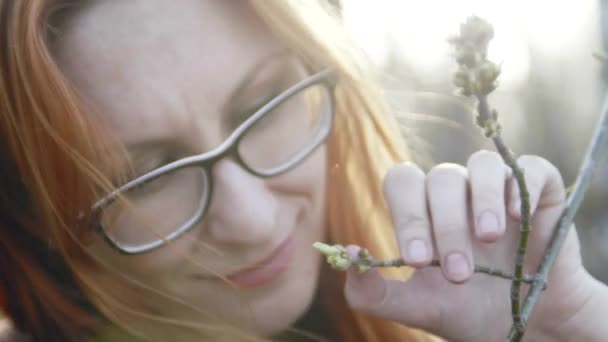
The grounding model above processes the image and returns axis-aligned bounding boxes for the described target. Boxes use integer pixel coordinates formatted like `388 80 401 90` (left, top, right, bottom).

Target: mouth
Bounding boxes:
225 234 295 288
193 233 296 289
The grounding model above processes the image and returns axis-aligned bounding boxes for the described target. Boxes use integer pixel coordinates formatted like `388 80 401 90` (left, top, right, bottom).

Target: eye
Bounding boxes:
232 93 280 126
128 154 177 197
129 174 168 198
132 153 176 177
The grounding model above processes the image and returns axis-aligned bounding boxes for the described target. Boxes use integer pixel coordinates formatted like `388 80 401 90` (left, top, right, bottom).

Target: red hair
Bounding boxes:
0 0 439 340
0 0 122 339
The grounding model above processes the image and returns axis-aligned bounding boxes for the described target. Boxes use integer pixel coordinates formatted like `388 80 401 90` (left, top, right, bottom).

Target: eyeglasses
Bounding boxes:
90 69 337 254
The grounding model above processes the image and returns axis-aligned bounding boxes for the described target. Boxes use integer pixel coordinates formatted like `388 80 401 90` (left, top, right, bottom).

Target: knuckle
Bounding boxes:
344 283 364 310
523 175 543 193
434 223 465 236
393 213 430 233
472 186 503 206
516 155 548 186
344 279 386 313
470 179 504 199
517 156 566 204
432 227 470 253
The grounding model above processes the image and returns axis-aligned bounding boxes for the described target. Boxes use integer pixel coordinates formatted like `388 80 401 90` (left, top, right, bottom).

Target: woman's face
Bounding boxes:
54 0 327 336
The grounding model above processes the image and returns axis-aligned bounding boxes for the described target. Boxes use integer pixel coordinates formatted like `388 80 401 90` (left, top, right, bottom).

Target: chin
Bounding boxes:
247 233 324 336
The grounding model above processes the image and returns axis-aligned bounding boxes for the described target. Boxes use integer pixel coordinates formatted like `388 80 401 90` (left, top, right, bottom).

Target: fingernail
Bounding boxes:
407 239 428 263
478 211 499 236
446 253 471 282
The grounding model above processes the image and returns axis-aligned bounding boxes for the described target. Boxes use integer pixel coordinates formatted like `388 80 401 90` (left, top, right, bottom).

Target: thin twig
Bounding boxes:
312 242 540 285
476 95 532 334
365 258 538 285
448 16 533 334
506 92 608 341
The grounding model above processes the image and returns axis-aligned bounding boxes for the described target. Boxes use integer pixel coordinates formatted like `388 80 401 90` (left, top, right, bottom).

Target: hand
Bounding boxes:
344 151 594 341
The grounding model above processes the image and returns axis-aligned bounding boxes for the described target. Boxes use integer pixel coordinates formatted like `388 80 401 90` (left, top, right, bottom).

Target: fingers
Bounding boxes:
358 153 567 332
508 155 566 220
426 164 473 283
383 162 475 283
383 163 432 267
382 153 565 286
344 246 439 330
508 155 566 247
467 151 509 242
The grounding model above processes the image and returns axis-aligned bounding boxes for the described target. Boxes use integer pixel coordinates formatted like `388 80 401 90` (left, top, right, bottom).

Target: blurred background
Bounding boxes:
338 0 608 283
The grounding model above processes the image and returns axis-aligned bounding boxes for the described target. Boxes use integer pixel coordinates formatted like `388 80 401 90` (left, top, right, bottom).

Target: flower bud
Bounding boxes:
453 70 471 88
355 263 371 273
313 242 341 256
456 46 479 68
333 257 351 271
478 61 500 85
357 248 370 259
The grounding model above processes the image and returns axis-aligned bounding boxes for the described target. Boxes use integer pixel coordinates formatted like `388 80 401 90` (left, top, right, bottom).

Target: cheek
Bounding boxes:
266 146 327 196
86 232 194 281
85 147 328 293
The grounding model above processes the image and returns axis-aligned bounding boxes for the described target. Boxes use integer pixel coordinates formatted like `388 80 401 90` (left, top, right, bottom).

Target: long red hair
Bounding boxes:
0 0 440 341
0 0 121 340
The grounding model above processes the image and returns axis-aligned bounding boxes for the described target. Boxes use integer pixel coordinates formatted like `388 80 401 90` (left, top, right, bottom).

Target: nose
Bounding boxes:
204 159 278 244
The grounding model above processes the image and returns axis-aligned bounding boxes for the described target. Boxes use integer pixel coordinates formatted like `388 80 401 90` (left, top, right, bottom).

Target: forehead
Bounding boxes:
53 0 282 144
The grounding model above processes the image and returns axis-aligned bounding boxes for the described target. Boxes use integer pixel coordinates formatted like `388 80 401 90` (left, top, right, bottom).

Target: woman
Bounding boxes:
0 0 606 341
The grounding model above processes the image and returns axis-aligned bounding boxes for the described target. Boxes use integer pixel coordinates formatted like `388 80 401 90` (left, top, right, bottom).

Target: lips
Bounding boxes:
215 234 295 289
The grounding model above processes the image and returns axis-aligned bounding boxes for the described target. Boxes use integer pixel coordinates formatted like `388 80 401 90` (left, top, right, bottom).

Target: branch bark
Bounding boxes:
476 95 531 333
506 91 608 341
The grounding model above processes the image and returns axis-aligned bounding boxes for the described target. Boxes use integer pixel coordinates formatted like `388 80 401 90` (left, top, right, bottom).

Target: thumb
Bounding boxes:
344 265 387 311
344 246 439 330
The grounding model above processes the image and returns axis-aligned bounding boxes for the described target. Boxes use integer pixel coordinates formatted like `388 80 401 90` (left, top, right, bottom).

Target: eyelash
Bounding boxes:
135 154 175 176
233 93 279 125
131 82 292 175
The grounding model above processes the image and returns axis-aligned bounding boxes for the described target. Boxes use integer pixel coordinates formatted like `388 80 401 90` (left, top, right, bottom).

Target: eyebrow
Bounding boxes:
126 141 168 155
125 49 294 154
221 49 295 115
124 118 177 154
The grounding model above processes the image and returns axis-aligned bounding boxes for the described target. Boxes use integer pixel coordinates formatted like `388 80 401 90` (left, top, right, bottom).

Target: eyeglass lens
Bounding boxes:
100 82 332 250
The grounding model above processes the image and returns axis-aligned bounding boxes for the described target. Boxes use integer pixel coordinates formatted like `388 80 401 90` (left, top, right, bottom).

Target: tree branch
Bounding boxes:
312 242 539 285
506 90 608 341
448 16 532 334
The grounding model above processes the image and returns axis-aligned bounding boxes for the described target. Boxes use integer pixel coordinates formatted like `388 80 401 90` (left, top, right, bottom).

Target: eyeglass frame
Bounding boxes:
89 68 338 255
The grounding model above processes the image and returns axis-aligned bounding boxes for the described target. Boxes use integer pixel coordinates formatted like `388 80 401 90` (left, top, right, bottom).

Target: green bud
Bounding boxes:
453 70 471 88
478 61 500 85
333 257 351 271
355 263 371 273
456 46 479 68
481 82 497 95
487 121 502 137
459 88 473 97
313 242 341 256
334 245 347 253
471 81 481 94
357 248 370 259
